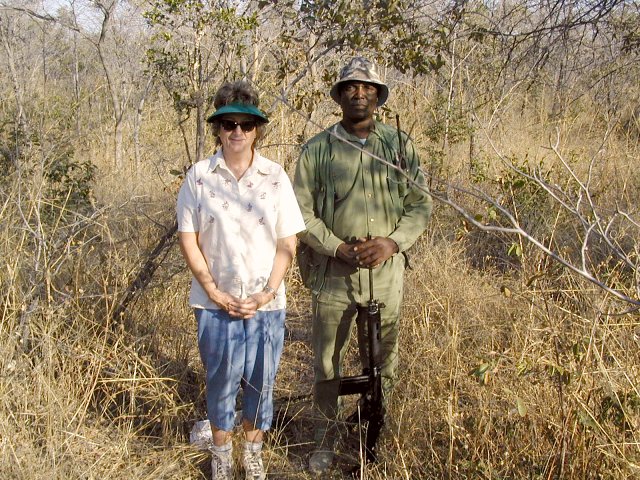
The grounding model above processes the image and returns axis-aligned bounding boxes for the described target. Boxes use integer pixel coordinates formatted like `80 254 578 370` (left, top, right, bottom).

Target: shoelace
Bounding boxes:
243 450 264 479
211 451 233 480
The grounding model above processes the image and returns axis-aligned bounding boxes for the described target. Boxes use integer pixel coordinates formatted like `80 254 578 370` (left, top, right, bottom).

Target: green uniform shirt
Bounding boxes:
294 121 432 299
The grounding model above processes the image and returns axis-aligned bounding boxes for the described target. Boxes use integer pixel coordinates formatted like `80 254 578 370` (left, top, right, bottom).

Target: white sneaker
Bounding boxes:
210 445 233 480
243 446 265 480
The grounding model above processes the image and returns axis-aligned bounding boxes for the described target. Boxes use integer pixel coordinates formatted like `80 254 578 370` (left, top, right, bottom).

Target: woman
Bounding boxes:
176 81 305 480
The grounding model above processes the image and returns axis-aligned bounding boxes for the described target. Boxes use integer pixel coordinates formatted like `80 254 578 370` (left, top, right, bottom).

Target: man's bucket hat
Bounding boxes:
330 57 389 107
206 102 269 124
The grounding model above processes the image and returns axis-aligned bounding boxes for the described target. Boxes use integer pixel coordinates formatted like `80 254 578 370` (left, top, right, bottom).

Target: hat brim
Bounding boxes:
330 80 389 107
206 103 269 123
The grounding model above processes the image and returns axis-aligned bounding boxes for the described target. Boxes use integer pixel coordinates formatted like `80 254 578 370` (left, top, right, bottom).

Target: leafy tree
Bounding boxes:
87 0 154 170
145 0 259 164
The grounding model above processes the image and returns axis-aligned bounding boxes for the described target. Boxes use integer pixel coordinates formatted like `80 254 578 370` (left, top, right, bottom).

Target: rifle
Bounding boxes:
324 264 386 466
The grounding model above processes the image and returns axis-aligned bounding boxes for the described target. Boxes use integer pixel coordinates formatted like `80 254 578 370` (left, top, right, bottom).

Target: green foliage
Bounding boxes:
466 155 560 271
424 102 471 146
469 360 494 385
470 154 490 183
144 0 263 161
599 391 640 432
546 362 571 385
44 150 96 212
424 145 445 186
495 155 555 234
144 0 259 113
0 118 95 217
297 0 450 75
423 93 473 180
507 242 522 258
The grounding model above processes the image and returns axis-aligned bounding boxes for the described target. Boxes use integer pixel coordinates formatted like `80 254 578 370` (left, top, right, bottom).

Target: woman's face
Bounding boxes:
217 113 258 156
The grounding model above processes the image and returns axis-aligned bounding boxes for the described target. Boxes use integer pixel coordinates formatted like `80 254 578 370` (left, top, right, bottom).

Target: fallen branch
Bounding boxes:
112 220 178 321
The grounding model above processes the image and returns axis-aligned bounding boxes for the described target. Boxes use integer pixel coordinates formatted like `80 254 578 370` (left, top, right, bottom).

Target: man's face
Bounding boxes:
338 81 379 122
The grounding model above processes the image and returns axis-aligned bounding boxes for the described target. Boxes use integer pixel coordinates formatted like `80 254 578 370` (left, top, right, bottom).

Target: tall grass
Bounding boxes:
1 90 639 480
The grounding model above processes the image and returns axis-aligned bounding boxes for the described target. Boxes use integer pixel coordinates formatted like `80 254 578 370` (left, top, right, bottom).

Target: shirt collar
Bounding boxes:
251 152 276 176
209 148 275 176
328 121 381 145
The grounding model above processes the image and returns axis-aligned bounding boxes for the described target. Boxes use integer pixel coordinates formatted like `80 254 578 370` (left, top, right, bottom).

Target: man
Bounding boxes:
293 57 432 472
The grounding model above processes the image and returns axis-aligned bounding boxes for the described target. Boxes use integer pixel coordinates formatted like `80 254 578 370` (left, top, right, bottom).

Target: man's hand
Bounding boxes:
336 241 361 266
352 236 398 268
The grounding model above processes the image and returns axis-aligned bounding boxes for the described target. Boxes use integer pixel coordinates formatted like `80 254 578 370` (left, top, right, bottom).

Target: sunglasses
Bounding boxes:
219 119 258 132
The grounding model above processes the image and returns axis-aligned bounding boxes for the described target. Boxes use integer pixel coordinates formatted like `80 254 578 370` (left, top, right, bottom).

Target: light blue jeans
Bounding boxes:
195 308 285 432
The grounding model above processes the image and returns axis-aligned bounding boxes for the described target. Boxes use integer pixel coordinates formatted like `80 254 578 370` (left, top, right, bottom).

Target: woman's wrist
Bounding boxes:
262 285 277 300
250 291 271 308
207 286 224 305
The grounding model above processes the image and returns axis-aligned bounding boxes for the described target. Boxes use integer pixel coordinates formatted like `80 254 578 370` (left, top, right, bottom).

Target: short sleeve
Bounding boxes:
176 167 199 233
275 168 306 239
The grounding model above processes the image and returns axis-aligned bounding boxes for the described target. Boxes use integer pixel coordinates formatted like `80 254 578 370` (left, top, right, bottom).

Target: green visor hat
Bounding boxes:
206 103 269 124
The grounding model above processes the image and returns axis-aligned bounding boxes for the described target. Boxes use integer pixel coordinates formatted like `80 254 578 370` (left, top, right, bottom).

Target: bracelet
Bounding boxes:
262 285 277 300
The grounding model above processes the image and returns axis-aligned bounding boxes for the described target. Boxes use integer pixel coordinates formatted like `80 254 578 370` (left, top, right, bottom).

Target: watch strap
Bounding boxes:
262 285 277 299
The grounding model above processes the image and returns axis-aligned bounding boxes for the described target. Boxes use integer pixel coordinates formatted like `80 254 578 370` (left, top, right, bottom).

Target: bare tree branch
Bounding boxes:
270 91 640 307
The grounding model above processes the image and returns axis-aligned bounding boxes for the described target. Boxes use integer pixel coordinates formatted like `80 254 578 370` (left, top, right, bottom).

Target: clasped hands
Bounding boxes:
209 289 273 319
336 236 399 268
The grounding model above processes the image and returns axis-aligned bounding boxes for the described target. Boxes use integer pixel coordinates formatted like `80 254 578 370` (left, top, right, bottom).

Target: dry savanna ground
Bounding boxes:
1 3 640 476
2 99 639 479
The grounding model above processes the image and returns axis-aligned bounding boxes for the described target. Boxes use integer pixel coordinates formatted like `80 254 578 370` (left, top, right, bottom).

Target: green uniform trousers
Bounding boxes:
311 255 404 444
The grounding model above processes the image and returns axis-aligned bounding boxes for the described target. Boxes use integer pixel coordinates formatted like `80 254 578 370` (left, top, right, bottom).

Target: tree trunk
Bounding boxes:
1 13 29 164
133 77 154 175
95 0 124 169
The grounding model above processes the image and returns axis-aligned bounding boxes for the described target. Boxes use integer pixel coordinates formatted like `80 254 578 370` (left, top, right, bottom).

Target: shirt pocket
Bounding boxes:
387 165 409 211
331 160 360 201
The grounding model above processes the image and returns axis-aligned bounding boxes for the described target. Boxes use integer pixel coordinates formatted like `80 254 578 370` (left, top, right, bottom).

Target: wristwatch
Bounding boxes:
262 285 277 300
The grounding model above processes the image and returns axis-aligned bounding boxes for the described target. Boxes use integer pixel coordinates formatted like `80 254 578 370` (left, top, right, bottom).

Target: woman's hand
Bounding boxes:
209 289 241 315
209 288 274 319
227 291 273 319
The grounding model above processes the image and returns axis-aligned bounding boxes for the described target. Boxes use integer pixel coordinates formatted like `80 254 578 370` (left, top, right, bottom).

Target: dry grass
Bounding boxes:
2 91 639 480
